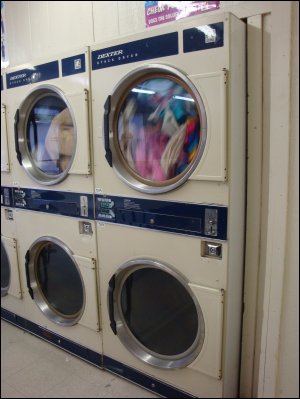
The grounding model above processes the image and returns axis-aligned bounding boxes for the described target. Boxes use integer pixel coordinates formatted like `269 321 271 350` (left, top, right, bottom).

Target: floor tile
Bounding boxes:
1 322 26 351
1 382 26 398
1 339 45 379
46 351 104 385
5 354 74 398
1 320 160 398
41 374 105 398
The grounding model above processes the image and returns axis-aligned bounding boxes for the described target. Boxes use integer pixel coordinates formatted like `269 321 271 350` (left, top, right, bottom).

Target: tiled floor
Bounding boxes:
1 320 159 398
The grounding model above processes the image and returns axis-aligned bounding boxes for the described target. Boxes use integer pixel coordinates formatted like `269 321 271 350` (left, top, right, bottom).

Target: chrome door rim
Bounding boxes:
27 236 85 326
108 64 207 194
17 84 77 185
111 258 205 369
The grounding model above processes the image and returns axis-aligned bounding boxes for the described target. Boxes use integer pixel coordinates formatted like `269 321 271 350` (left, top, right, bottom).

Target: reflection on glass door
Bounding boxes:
111 260 205 369
121 267 199 355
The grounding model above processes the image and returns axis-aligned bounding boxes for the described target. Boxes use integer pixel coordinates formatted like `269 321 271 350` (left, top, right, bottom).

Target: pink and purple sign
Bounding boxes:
145 1 220 27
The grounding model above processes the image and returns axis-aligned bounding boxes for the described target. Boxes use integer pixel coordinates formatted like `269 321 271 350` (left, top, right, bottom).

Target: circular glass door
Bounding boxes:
108 65 207 194
111 259 205 369
28 237 84 326
16 85 76 185
1 241 10 297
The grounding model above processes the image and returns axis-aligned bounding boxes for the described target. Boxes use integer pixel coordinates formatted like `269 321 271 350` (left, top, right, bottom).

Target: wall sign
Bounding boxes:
145 1 220 28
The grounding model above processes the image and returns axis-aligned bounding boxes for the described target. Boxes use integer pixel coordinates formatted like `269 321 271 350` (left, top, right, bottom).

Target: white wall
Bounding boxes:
253 3 299 398
3 1 94 66
3 1 272 67
1 1 299 398
276 2 299 397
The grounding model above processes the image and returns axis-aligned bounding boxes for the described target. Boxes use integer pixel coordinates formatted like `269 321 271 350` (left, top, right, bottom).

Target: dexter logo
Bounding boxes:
10 73 27 80
97 50 123 60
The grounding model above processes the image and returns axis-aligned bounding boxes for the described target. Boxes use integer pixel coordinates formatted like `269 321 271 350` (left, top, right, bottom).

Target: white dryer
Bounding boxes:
93 11 246 398
98 222 236 398
5 47 93 193
1 74 26 322
6 190 103 365
91 12 245 206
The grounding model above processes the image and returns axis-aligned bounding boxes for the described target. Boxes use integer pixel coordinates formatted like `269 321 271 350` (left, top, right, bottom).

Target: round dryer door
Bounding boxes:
1 240 11 297
109 259 205 369
26 237 84 326
105 64 207 194
15 85 76 185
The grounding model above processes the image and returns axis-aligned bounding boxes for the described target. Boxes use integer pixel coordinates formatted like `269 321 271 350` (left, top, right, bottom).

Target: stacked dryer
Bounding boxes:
2 48 102 365
1 72 24 319
91 12 245 398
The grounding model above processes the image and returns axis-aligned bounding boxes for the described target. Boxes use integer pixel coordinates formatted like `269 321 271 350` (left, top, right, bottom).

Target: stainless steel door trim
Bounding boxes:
16 84 77 185
27 235 85 326
110 258 205 369
107 64 207 194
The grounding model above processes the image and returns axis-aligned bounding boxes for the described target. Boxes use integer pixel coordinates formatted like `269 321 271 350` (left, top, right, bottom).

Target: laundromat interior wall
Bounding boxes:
2 1 277 67
2 1 299 398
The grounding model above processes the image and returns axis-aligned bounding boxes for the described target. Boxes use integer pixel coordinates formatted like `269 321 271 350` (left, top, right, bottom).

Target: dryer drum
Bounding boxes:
15 85 77 185
1 240 11 297
110 259 205 369
26 236 85 326
106 64 207 194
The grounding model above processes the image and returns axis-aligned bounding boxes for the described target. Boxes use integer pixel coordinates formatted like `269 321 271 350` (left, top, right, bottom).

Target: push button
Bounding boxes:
79 221 93 235
202 242 222 259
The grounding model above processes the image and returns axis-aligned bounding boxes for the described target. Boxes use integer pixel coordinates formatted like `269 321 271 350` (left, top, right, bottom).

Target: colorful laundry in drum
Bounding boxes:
117 77 201 182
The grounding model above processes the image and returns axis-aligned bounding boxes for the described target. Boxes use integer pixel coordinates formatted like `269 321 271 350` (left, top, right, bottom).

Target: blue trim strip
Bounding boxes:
6 61 59 89
103 355 197 398
183 22 224 53
1 308 102 368
92 32 178 70
61 53 86 77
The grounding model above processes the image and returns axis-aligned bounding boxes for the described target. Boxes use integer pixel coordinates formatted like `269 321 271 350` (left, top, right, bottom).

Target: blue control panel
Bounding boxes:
12 188 94 220
95 195 227 240
2 187 228 240
1 186 14 207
